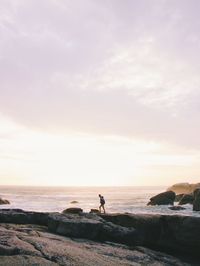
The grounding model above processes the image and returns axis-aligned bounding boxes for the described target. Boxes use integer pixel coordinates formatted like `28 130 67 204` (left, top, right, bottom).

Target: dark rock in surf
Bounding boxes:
178 194 194 205
70 201 79 204
147 191 175 205
0 198 10 205
193 189 200 211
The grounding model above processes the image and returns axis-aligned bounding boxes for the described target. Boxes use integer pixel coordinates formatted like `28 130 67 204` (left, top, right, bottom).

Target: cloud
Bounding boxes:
0 0 200 149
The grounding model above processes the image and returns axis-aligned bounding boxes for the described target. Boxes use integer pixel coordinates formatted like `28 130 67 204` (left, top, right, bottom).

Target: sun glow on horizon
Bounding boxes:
0 114 199 187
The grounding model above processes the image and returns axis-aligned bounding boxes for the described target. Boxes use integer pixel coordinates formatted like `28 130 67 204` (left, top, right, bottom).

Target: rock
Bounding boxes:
0 209 199 264
90 209 100 214
0 209 48 225
62 208 83 214
169 206 186 211
48 212 139 246
193 188 200 211
175 194 184 202
147 191 175 205
100 213 200 258
167 182 200 194
0 198 10 205
178 194 194 205
70 200 79 204
0 223 189 266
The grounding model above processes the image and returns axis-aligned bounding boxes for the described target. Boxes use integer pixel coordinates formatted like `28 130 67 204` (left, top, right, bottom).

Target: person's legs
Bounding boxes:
99 204 102 212
102 204 105 213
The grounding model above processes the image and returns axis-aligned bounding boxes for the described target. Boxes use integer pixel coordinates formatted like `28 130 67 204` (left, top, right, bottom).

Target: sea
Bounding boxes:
0 186 199 217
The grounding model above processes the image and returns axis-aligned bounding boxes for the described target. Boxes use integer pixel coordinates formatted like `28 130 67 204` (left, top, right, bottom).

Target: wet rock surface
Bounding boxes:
0 209 199 265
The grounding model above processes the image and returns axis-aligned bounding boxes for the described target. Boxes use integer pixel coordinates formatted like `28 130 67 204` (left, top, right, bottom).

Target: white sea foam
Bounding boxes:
0 186 200 217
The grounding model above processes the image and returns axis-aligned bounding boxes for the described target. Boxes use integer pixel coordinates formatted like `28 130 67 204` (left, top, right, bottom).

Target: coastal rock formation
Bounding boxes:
48 213 138 246
0 223 188 266
0 209 199 265
167 182 200 194
193 189 200 211
147 191 175 205
178 194 194 205
100 213 200 258
0 198 10 205
62 208 83 214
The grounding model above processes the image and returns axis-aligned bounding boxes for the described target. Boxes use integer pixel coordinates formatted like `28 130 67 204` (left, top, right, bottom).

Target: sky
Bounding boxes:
0 0 200 186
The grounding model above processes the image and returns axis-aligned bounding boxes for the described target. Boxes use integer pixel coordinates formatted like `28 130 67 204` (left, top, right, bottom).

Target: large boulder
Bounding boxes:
147 191 175 206
0 198 10 205
178 194 194 205
193 189 200 211
167 182 200 194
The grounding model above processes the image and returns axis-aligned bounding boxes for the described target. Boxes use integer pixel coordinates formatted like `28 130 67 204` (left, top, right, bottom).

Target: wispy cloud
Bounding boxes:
0 1 200 148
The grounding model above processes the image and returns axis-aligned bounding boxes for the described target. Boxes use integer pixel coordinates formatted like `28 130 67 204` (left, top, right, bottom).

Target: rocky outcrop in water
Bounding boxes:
178 194 194 205
193 189 200 211
0 198 10 205
0 209 199 265
147 191 175 205
167 183 200 194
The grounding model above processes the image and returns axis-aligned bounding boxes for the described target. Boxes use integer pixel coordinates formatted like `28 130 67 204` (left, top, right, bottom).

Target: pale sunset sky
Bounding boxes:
0 0 200 186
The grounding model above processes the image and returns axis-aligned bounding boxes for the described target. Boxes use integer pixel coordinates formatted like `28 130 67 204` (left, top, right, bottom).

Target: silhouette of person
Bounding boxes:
99 194 106 213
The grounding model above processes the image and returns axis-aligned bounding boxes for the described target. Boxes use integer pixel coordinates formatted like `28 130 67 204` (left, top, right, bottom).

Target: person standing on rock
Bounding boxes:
99 194 106 213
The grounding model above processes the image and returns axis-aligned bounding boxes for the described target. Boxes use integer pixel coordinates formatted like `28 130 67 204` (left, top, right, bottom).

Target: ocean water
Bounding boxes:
0 186 199 217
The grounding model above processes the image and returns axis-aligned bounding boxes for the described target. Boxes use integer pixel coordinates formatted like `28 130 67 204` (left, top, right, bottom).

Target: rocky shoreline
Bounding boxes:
0 209 199 265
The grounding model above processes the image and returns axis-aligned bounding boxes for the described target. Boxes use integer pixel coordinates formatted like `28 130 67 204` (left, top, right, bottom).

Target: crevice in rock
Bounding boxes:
16 235 59 264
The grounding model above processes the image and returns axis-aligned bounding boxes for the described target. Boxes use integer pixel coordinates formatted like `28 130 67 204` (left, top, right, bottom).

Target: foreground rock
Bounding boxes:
0 198 10 205
193 188 200 211
0 223 188 266
0 209 199 265
147 191 175 205
100 213 200 260
168 182 200 194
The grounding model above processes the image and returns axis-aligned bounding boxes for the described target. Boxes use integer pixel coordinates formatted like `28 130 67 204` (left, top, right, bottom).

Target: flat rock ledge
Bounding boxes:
0 209 199 265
